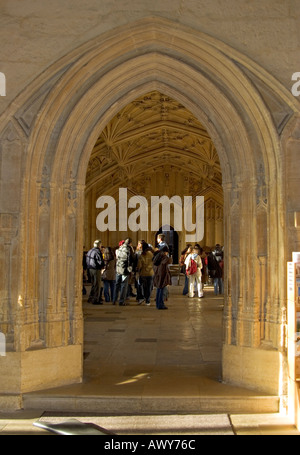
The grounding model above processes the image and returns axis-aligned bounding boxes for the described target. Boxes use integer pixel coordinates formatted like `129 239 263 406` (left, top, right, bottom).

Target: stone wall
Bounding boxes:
0 0 299 115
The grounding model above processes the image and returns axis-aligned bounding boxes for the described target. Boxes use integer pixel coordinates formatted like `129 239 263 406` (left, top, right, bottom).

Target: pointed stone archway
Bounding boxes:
0 17 299 409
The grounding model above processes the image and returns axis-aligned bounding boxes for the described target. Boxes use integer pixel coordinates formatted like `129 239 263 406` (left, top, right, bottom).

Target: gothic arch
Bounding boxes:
1 17 299 399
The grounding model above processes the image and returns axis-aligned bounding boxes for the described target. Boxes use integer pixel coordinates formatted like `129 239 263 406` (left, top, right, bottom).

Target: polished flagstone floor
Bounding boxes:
24 282 280 414
82 283 225 399
3 282 300 434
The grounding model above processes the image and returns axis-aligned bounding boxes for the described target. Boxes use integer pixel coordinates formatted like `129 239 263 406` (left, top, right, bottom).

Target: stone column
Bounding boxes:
222 173 283 395
0 165 84 409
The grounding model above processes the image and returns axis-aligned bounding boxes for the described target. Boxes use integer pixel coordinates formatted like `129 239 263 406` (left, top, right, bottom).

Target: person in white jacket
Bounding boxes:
184 246 203 298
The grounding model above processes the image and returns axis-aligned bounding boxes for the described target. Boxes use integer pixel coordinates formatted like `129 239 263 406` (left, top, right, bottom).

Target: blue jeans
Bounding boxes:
156 287 166 309
214 277 223 295
114 274 129 305
183 275 189 295
103 280 115 302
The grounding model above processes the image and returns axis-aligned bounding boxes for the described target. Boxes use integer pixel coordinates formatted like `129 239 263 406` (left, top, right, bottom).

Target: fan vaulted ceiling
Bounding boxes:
85 91 222 199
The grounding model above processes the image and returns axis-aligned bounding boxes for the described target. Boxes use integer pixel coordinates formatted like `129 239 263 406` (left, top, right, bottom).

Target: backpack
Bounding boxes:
186 258 198 275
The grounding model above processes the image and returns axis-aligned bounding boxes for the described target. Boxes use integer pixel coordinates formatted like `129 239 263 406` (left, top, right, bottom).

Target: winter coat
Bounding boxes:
102 258 116 281
86 247 104 270
207 252 223 278
153 252 172 288
137 250 154 276
116 242 135 275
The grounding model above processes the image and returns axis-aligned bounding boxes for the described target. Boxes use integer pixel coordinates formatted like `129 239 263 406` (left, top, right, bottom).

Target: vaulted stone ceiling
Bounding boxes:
85 90 222 201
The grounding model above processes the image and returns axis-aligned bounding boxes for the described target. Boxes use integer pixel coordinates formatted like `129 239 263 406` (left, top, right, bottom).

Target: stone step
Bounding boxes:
23 393 280 415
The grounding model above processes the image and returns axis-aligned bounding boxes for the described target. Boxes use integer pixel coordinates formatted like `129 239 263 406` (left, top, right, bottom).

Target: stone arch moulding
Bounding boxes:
0 17 299 407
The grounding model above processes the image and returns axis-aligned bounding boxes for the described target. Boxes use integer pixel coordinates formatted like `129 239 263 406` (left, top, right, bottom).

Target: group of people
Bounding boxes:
83 234 172 310
179 243 224 297
83 236 224 311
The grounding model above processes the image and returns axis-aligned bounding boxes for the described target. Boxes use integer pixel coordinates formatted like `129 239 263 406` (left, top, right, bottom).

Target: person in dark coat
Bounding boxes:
153 246 172 310
86 240 105 304
207 244 224 295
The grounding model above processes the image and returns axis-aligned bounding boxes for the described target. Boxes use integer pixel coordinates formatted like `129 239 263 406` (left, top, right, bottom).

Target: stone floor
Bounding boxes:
3 282 299 435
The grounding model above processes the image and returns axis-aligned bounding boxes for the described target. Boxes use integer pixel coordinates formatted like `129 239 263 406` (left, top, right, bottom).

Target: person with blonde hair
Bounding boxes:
185 245 203 298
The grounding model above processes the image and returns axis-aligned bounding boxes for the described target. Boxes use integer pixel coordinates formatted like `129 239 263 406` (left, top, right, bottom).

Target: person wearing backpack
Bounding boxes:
184 246 203 298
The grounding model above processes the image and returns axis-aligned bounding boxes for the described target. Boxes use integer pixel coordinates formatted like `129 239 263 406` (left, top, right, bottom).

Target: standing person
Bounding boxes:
102 247 116 302
113 238 135 306
179 244 192 296
115 240 124 259
202 250 209 287
156 233 169 251
194 243 205 297
137 241 154 305
153 246 172 310
99 244 106 301
127 244 137 299
86 240 105 305
185 246 203 298
156 234 170 301
135 240 145 302
207 244 224 295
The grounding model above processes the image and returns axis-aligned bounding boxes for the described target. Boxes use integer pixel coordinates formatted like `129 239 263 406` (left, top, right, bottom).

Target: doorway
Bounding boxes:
14 18 291 399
